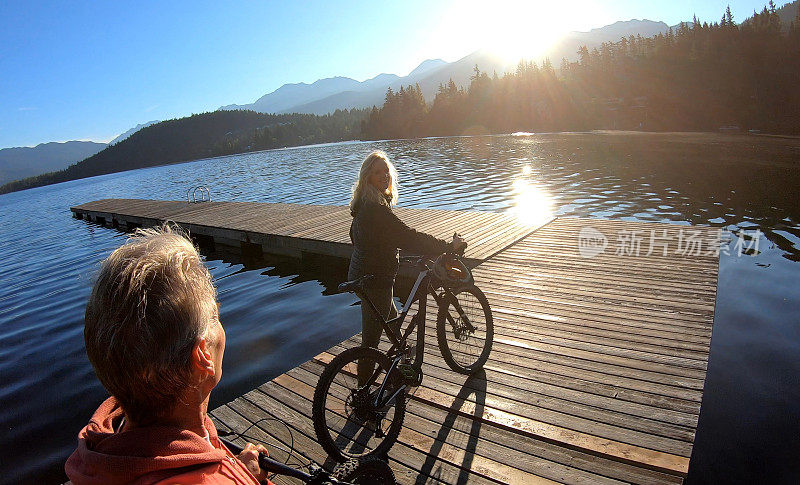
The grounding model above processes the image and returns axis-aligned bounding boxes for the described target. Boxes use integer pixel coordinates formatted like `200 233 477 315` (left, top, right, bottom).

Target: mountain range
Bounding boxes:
220 57 450 114
0 120 162 185
0 141 106 185
221 19 670 116
0 18 675 185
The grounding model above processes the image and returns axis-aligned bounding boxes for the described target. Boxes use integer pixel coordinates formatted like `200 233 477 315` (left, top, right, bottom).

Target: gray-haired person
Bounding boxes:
66 226 273 485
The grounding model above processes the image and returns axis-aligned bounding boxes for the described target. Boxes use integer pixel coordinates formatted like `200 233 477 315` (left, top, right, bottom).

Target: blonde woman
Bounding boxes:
348 150 465 370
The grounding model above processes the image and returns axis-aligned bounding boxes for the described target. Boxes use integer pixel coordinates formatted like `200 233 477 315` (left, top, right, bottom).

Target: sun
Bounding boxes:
428 0 582 66
482 1 570 63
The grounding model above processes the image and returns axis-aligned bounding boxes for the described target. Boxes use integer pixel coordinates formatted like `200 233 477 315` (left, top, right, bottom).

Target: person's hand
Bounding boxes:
452 233 467 255
237 442 269 482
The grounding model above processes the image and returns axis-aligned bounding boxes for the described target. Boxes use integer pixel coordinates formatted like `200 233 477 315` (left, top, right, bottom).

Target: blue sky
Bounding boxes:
0 0 782 148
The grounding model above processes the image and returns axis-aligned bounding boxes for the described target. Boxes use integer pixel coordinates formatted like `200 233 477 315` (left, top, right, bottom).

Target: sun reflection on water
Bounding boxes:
510 169 554 227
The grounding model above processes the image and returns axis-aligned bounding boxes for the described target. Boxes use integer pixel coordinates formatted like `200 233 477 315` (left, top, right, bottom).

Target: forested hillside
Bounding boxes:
363 3 800 138
1 109 367 194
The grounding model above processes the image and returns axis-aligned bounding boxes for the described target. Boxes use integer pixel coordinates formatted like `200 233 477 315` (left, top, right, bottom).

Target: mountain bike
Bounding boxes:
311 248 493 462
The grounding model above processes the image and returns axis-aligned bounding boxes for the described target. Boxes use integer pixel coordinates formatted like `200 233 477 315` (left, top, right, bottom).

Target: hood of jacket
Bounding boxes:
65 397 230 485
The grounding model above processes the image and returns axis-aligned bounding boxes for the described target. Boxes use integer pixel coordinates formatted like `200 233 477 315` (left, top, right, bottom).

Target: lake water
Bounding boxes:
1 132 799 484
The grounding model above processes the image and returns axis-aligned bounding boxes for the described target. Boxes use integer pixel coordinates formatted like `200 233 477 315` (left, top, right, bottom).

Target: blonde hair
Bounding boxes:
84 223 218 425
349 150 399 214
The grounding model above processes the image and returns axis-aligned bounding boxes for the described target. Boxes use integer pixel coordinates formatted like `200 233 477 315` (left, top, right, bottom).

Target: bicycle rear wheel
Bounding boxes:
312 346 405 462
436 285 494 374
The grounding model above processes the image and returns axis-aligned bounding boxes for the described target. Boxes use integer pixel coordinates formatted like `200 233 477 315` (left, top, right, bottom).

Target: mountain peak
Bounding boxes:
588 19 669 33
109 120 159 145
408 59 446 78
310 76 358 87
582 19 668 36
361 73 400 89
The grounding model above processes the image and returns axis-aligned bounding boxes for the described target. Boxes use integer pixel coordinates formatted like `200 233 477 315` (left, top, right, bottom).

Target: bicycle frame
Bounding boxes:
356 259 475 410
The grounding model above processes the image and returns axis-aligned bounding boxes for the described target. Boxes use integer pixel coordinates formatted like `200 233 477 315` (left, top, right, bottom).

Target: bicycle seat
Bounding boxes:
338 275 373 293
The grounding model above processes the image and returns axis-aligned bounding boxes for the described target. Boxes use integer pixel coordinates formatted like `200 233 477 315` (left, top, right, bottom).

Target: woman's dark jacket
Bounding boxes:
349 199 450 287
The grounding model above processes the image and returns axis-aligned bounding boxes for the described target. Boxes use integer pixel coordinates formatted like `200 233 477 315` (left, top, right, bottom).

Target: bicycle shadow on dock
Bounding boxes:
416 370 487 485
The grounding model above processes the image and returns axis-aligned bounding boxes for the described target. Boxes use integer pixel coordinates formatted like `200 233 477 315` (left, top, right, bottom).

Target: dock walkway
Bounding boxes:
71 199 538 266
71 200 719 484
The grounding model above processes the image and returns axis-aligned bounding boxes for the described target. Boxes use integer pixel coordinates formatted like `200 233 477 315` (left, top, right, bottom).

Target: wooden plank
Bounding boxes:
482 311 711 361
474 267 718 300
482 298 712 345
287 365 566 484
265 371 515 484
327 340 700 426
312 351 691 476
337 329 701 429
478 289 713 334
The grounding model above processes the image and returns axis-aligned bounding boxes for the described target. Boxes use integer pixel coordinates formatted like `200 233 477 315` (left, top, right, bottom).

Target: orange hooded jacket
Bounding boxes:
65 397 269 485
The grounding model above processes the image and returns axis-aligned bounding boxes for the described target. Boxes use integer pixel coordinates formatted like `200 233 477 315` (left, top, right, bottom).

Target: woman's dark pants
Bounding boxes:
358 284 399 386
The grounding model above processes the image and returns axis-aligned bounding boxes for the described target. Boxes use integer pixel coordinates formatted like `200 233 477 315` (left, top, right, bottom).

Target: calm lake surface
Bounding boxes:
1 132 799 484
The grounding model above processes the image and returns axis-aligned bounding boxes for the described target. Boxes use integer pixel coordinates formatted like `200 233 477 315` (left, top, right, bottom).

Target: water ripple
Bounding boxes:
1 133 799 484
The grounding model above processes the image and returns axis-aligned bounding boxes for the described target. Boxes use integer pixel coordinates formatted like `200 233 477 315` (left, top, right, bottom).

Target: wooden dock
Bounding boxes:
71 200 719 484
70 199 540 266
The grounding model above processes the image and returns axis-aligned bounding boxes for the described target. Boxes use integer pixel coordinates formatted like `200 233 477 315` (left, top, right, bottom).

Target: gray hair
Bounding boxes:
84 224 218 424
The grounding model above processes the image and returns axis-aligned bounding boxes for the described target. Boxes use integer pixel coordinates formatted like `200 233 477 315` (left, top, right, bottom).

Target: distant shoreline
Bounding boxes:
2 129 799 197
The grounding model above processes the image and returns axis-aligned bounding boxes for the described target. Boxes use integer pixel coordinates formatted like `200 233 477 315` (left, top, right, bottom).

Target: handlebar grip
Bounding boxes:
220 437 311 481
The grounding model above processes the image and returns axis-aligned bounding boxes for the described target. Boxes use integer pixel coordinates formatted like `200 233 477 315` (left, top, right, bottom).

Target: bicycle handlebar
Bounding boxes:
399 255 430 265
341 244 467 294
221 437 381 485
338 274 372 293
220 437 312 481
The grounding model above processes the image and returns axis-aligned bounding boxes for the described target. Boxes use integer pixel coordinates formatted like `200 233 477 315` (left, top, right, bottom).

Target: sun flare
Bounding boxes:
483 2 568 62
511 176 554 227
425 0 592 69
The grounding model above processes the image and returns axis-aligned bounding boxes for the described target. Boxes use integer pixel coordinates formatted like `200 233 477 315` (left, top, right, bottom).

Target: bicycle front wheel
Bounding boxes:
436 285 494 374
332 455 396 484
312 346 405 462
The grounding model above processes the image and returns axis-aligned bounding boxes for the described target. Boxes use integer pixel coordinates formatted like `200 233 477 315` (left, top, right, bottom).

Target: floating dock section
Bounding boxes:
71 199 538 266
71 199 719 484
